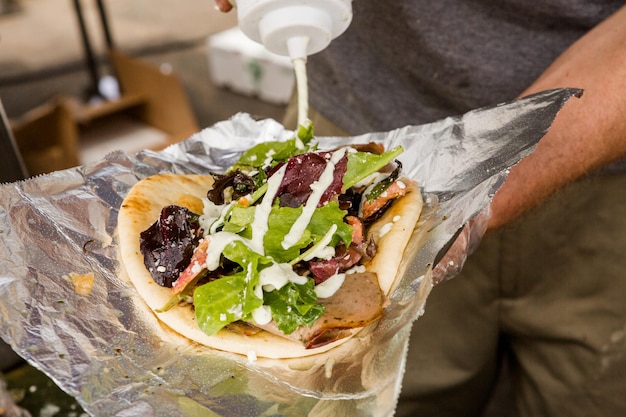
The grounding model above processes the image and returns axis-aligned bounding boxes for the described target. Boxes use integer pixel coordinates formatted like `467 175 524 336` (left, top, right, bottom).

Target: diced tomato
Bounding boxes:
362 180 407 219
172 238 209 294
345 215 364 245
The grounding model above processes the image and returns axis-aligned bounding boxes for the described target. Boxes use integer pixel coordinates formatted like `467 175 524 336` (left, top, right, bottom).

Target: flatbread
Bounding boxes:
118 173 423 359
365 179 423 295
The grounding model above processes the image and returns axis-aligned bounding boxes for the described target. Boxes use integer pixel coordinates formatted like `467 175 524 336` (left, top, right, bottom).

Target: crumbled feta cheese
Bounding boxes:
191 262 202 274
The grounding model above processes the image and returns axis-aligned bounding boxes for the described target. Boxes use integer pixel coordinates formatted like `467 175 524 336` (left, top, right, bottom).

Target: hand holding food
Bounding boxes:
432 207 491 285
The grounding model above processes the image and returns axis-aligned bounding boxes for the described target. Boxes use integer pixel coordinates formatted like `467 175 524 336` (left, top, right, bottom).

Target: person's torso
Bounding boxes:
308 0 623 134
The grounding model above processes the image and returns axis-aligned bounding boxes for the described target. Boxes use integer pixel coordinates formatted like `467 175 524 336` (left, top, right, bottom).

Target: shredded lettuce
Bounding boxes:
264 279 325 335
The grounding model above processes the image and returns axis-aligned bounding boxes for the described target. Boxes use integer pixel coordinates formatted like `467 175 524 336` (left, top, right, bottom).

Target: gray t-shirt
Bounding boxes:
308 0 623 135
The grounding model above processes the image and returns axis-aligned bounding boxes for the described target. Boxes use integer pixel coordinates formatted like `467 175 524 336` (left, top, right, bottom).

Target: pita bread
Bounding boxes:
118 173 423 359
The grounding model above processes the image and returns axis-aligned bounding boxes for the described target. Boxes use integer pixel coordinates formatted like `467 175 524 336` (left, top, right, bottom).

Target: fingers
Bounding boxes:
431 207 492 285
215 0 233 12
432 226 470 285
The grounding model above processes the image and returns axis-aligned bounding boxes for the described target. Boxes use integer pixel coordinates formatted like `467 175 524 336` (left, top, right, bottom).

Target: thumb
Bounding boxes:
432 206 491 285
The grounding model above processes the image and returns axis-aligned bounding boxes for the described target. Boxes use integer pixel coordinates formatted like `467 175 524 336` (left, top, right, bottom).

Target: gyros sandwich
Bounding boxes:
118 128 423 359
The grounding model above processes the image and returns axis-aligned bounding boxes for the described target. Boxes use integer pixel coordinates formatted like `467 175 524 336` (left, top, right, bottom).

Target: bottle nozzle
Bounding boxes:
236 0 352 57
287 36 310 61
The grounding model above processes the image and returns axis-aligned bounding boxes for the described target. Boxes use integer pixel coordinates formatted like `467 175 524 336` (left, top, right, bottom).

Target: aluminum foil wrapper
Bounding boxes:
0 88 580 416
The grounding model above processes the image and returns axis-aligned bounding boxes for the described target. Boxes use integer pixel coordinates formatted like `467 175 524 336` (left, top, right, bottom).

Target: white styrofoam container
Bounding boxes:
207 27 295 105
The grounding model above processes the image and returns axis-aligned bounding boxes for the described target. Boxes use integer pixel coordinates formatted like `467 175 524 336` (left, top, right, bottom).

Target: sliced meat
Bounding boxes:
350 142 385 155
308 216 365 283
309 245 363 284
255 271 384 349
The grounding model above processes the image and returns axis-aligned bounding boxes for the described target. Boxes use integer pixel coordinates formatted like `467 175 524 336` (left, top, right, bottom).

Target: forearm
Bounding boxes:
488 4 626 230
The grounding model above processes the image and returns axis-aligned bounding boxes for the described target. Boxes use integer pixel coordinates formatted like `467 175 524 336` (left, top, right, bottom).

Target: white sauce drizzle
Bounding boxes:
353 172 389 189
262 149 276 169
379 214 403 238
281 148 347 250
204 232 245 271
199 198 232 236
378 222 394 238
302 224 337 261
252 261 309 324
252 305 272 325
249 164 287 254
293 57 308 149
193 85 359 318
315 273 345 299
227 303 243 320
358 179 383 218
259 262 308 292
346 264 366 274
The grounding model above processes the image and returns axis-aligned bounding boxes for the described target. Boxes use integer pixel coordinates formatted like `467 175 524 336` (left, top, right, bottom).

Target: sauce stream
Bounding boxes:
293 57 309 129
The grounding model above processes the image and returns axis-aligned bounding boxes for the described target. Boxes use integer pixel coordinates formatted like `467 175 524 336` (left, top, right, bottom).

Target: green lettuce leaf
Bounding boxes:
221 205 254 236
230 128 317 172
193 241 269 336
221 201 352 263
263 279 325 335
300 202 352 248
343 146 404 189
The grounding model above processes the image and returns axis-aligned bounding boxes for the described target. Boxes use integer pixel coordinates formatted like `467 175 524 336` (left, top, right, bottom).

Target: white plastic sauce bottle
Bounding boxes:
234 0 353 60
231 0 353 127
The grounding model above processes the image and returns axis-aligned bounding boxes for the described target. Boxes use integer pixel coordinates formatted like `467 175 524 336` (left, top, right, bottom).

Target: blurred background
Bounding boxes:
1 0 290 180
1 0 291 414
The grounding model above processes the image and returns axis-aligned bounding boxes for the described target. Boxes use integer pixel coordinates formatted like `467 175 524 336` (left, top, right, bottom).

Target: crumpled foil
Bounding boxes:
0 88 580 417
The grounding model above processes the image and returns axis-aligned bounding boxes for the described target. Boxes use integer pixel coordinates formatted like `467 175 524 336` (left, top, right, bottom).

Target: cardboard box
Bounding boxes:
207 27 295 105
11 49 199 174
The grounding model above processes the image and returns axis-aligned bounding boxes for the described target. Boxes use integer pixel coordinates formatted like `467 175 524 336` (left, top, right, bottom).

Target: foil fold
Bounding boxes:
0 88 580 416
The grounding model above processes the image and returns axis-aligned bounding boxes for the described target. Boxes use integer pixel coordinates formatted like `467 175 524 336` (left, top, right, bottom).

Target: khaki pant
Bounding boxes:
284 102 626 417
